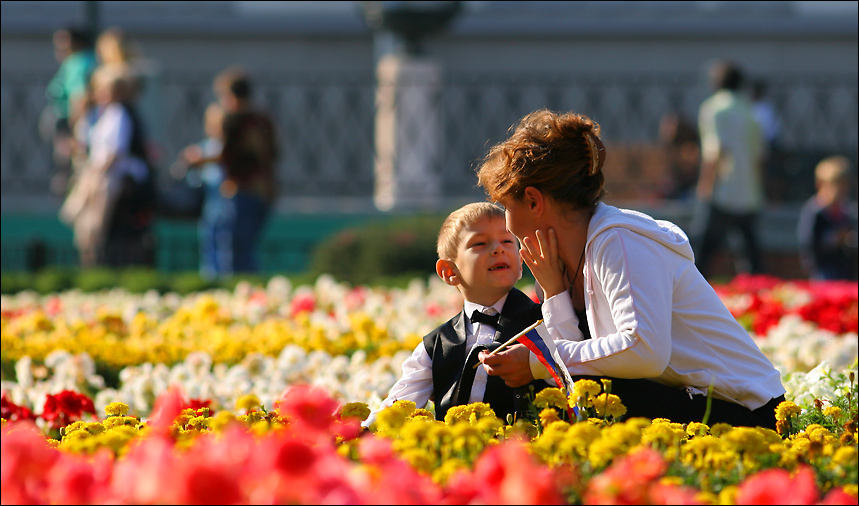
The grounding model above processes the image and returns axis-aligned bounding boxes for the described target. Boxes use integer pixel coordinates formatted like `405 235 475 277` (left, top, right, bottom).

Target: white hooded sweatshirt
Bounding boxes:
531 203 785 410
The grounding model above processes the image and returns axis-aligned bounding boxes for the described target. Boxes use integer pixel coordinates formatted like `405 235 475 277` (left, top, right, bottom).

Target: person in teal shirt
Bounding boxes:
45 27 98 195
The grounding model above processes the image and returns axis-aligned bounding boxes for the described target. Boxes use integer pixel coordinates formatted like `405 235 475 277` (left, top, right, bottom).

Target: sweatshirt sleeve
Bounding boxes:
550 229 674 378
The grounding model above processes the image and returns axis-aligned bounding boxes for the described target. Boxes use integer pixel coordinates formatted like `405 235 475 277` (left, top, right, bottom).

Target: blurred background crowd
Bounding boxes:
1 1 856 284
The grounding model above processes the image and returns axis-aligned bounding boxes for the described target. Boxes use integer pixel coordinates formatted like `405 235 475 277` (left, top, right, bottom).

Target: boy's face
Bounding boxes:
448 215 522 305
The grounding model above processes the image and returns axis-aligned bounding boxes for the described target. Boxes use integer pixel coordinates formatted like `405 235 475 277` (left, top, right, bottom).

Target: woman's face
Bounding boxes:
497 195 536 244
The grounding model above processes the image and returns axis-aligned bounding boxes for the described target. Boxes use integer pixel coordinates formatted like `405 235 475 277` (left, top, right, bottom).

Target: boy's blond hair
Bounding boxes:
437 202 505 260
815 156 850 184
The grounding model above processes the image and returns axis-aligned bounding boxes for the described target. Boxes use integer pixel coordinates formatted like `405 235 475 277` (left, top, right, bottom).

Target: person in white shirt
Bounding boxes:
363 202 550 427
694 61 766 278
59 65 154 267
475 109 786 430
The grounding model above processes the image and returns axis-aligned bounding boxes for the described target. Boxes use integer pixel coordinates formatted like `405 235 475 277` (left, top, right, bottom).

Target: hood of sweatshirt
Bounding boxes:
587 202 695 262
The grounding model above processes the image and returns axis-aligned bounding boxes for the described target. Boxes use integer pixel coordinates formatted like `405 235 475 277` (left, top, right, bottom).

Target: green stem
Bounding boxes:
701 380 715 426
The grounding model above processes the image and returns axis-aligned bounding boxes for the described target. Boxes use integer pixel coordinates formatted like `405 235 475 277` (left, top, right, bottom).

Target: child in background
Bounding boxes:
364 202 551 427
797 156 858 281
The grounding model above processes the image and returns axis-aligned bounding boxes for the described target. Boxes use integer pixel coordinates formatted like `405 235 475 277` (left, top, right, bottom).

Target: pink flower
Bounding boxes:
445 439 564 505
648 482 703 505
45 448 114 505
110 433 179 504
817 487 857 505
1 421 60 504
147 385 188 431
583 447 669 505
346 286 368 311
290 293 316 317
355 436 443 504
274 385 339 439
735 466 819 505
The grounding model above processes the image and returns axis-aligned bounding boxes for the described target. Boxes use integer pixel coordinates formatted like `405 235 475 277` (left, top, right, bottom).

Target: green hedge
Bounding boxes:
2 214 538 293
309 214 444 286
0 267 318 295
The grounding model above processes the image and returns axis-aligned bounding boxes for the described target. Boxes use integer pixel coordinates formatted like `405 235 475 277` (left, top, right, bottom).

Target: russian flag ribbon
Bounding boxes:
516 321 578 418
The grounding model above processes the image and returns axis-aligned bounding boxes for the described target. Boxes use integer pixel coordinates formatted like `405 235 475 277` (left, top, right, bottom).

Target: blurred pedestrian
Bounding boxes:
95 27 145 101
59 66 156 268
692 61 765 279
657 111 700 201
172 102 230 279
797 156 858 281
44 27 97 197
211 67 279 274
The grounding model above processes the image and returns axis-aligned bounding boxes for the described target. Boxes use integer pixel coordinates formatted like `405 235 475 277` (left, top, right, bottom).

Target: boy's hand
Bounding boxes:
479 344 534 388
521 228 567 299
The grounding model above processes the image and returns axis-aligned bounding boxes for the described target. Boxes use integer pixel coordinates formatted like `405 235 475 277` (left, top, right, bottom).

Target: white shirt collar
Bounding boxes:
463 292 509 335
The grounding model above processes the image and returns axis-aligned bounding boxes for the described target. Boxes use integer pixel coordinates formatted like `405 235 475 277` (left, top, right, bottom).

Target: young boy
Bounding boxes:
797 156 858 280
364 202 549 427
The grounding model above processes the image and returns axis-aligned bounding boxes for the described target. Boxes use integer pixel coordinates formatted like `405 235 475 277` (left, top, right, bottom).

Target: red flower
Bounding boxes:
41 390 96 430
1 422 60 504
817 486 858 505
45 449 114 505
583 447 671 505
445 438 564 505
186 398 212 412
148 386 189 431
274 385 340 439
735 466 818 505
290 293 316 317
1 393 36 422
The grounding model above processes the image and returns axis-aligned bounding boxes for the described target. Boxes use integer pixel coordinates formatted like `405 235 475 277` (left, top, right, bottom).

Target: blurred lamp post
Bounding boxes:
361 1 462 212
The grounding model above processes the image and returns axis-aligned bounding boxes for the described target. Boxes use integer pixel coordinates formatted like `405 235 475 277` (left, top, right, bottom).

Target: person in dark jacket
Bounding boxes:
797 156 858 281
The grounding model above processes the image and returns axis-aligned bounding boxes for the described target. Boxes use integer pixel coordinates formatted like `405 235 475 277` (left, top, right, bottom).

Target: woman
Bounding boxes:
59 66 154 267
476 109 785 429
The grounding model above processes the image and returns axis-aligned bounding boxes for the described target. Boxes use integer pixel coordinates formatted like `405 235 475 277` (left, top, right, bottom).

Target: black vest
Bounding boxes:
423 287 548 422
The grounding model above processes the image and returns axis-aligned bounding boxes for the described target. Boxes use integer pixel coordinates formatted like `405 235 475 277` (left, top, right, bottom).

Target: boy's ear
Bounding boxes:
523 186 544 216
436 259 460 286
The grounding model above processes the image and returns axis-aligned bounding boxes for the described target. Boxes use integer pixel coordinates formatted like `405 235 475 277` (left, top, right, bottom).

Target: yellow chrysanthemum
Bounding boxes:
409 408 435 421
534 388 568 409
832 446 857 468
444 402 496 426
339 402 371 421
591 393 627 419
709 423 734 437
718 485 738 505
235 394 261 413
573 379 601 400
775 400 802 421
823 406 843 419
686 422 709 437
375 404 411 432
539 407 561 426
431 457 468 485
104 402 129 417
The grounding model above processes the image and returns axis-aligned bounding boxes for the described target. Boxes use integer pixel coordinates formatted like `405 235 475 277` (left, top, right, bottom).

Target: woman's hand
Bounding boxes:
521 228 567 299
478 344 534 388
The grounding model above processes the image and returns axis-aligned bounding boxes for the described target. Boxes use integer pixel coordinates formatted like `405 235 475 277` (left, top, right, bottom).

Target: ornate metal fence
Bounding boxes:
2 70 856 272
2 70 856 205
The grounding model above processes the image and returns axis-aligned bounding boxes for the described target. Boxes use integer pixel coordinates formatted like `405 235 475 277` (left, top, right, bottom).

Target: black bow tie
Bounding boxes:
470 310 500 327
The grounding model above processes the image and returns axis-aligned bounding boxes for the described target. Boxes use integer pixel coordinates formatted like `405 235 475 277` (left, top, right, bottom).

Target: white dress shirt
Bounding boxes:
363 293 509 427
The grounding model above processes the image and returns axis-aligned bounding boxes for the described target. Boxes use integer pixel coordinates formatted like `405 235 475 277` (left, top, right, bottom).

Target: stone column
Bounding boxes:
373 54 443 212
